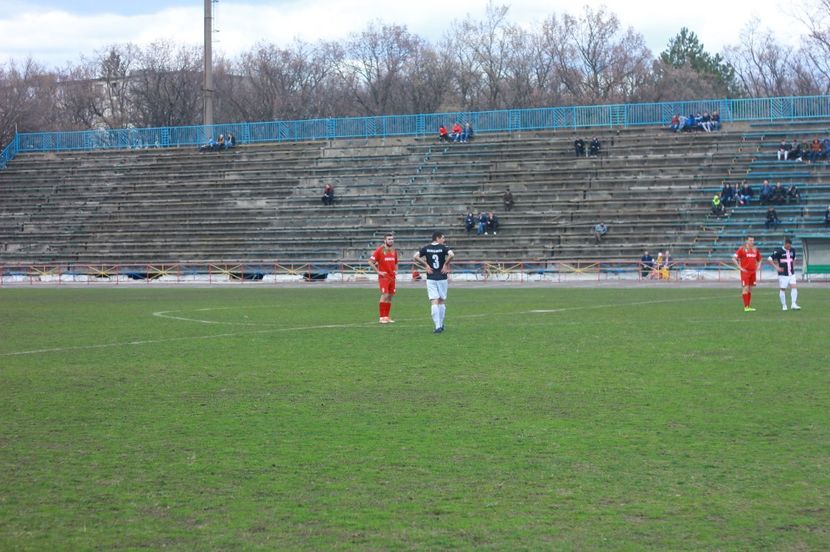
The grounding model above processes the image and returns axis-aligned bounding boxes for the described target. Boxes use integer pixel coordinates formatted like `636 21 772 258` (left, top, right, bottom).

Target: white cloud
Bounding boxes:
0 0 808 68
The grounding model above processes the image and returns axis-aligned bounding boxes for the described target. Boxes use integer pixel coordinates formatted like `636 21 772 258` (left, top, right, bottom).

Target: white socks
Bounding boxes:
431 304 446 329
779 290 787 308
781 288 799 307
791 288 798 305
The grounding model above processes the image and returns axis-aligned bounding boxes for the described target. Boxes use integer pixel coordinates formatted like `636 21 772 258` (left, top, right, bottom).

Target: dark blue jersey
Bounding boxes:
418 243 452 280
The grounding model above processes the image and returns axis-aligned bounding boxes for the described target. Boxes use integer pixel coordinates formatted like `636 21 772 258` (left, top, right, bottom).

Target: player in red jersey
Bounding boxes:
733 235 761 312
368 233 399 323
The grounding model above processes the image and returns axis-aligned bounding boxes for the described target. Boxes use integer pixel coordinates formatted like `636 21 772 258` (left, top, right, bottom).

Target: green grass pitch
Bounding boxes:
1 285 828 550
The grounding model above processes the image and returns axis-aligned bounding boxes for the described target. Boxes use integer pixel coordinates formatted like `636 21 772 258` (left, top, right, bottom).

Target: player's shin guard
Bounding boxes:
791 288 798 304
438 304 446 326
742 292 750 307
779 290 787 308
380 301 391 318
431 305 440 329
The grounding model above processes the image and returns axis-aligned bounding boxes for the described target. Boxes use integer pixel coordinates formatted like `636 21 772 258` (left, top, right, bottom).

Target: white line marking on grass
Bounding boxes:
0 294 728 358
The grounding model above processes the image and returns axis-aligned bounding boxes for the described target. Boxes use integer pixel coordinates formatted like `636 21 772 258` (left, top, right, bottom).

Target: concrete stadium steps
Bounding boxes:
1 120 828 265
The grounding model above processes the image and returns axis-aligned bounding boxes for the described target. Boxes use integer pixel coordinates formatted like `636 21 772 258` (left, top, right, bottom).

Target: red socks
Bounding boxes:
379 302 391 318
742 292 751 307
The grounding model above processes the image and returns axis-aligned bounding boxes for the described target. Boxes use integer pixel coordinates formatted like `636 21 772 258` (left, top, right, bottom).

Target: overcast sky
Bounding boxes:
0 0 804 68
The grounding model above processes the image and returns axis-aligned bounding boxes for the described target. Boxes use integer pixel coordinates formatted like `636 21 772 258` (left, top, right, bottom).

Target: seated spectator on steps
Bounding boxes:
486 212 499 235
765 207 781 229
589 137 601 156
322 184 335 206
720 183 736 206
574 138 586 157
438 125 451 142
787 184 801 203
790 140 804 161
640 250 654 278
700 111 712 132
462 122 474 143
711 111 721 130
226 133 236 148
669 114 680 132
477 212 488 235
712 194 725 217
823 137 830 159
593 221 608 243
464 211 475 234
451 122 463 143
808 138 822 163
503 188 514 211
738 184 753 206
759 180 772 204
199 137 216 152
771 182 787 204
777 140 791 161
824 205 830 227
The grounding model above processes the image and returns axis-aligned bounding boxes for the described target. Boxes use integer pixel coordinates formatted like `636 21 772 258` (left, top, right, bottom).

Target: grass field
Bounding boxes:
1 285 828 550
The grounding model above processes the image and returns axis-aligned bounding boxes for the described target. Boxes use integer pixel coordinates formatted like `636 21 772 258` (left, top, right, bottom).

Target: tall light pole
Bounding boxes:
203 0 214 135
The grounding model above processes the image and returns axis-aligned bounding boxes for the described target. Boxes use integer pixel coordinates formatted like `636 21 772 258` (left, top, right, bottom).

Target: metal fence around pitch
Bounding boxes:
3 95 830 168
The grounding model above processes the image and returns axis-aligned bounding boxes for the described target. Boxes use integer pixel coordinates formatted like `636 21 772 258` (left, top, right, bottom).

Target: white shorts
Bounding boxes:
426 279 449 301
778 274 797 288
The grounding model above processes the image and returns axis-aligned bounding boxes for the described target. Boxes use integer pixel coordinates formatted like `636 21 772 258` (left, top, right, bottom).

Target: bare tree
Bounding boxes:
723 19 799 97
129 41 203 127
0 59 62 145
796 0 830 94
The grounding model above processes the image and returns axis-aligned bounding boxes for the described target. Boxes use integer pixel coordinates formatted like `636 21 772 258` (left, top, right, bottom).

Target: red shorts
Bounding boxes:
379 275 396 295
741 271 757 287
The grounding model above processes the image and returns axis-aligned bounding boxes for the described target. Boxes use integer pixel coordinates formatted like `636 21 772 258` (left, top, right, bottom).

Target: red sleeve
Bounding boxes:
735 248 744 260
370 246 381 262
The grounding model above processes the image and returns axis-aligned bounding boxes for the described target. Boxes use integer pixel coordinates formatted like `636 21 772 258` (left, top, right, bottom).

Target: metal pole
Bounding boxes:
203 0 214 137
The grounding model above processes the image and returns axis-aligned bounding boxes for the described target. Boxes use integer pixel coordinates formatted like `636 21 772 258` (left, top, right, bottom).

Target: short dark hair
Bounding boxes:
431 231 444 241
784 237 792 245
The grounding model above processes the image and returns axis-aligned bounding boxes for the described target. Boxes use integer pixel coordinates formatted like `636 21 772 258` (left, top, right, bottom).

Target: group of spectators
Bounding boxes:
777 138 830 163
639 250 672 279
574 137 601 157
439 122 474 143
199 133 237 152
465 211 499 235
669 111 721 133
712 180 802 217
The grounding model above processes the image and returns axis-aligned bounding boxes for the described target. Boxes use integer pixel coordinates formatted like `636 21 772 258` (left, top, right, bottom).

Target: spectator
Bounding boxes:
771 182 787 204
777 140 791 161
574 138 585 157
765 207 781 229
824 205 830 227
589 137 601 156
720 183 736 207
451 122 463 143
477 212 488 235
701 111 712 132
738 184 753 206
227 133 236 148
790 140 804 161
593 221 608 243
486 212 499 235
322 184 335 206
712 194 725 217
438 125 451 142
464 211 475 234
215 134 225 151
669 114 680 132
640 250 654 278
822 137 830 160
199 136 216 152
711 111 721 130
462 122 474 143
808 138 822 163
503 188 514 211
786 184 801 204
759 180 772 204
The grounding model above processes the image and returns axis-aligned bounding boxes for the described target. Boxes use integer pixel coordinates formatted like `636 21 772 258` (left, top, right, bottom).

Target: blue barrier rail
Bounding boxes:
2 94 830 168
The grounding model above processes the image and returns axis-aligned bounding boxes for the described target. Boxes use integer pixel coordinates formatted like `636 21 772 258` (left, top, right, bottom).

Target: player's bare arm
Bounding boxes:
368 258 385 276
733 255 745 272
413 252 432 274
440 250 455 274
767 257 783 273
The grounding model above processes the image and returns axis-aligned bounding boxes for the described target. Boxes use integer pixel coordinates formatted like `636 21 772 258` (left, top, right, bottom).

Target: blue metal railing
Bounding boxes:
2 95 830 167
